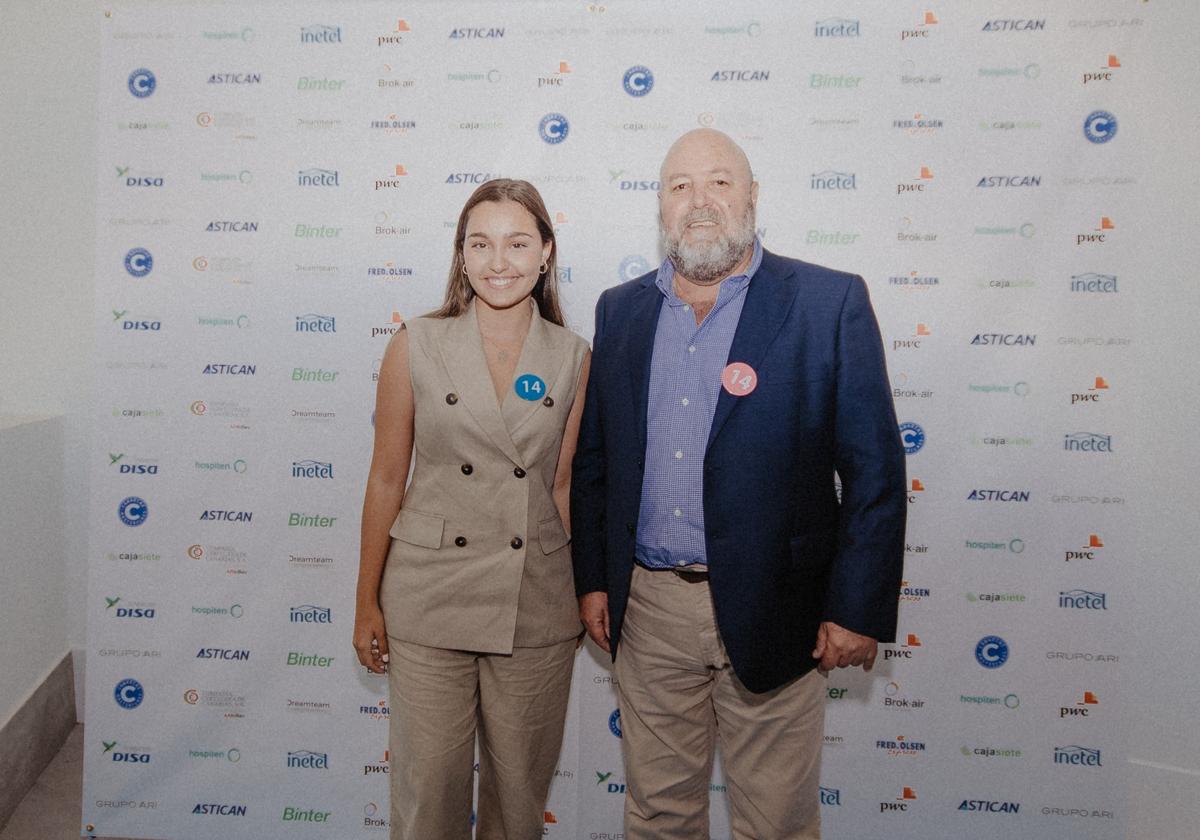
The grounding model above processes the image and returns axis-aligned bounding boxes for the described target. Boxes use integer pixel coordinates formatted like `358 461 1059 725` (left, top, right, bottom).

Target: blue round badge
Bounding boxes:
128 68 156 98
124 248 153 278
114 678 144 709
623 66 654 97
975 636 1009 669
538 113 569 145
619 255 650 282
514 374 546 401
119 496 148 527
899 422 925 454
1083 110 1117 144
608 708 622 738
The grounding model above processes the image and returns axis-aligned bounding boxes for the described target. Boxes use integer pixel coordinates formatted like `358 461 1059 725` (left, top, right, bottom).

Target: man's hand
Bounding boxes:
579 591 611 653
812 621 877 673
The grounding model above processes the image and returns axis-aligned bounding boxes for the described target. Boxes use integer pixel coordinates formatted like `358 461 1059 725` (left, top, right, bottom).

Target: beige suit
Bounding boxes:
380 301 587 840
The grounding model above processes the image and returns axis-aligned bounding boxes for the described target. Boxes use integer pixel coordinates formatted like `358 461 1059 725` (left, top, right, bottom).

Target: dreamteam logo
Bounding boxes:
897 166 933 195
1060 690 1099 719
1066 534 1104 562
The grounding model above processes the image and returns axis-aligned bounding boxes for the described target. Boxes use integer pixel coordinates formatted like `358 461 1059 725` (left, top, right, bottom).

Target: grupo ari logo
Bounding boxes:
539 113 569 144
124 248 153 278
128 68 156 98
1083 110 1117 144
623 66 654 97
114 678 144 709
118 496 149 527
975 635 1009 668
899 422 925 454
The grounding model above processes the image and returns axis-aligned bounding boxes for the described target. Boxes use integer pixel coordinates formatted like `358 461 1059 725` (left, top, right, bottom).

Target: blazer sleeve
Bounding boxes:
822 275 907 642
570 290 610 596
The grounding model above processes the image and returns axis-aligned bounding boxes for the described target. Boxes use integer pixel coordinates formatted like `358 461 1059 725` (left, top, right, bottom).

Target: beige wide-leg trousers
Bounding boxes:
386 637 575 840
616 565 826 840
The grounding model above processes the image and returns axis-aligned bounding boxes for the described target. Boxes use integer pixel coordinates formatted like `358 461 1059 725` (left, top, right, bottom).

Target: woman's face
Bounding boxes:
462 200 552 315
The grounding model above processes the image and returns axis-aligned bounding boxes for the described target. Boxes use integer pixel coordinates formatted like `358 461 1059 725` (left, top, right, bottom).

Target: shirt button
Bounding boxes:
674 450 683 460
683 304 690 311
673 508 682 518
461 464 473 475
454 536 467 547
513 467 526 478
445 393 459 405
510 536 523 550
681 398 689 406
688 346 696 354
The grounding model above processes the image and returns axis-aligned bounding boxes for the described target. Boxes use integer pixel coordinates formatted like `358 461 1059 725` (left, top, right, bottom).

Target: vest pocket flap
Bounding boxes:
538 515 570 554
389 509 445 549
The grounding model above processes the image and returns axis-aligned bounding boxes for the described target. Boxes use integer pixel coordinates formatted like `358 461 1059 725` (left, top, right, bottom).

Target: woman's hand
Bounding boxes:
354 605 390 674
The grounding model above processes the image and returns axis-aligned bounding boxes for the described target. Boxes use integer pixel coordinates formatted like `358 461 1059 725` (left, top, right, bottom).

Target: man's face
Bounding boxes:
658 133 758 285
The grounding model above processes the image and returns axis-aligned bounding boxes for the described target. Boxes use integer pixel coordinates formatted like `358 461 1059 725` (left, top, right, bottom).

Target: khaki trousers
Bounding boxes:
386 637 575 840
615 565 825 840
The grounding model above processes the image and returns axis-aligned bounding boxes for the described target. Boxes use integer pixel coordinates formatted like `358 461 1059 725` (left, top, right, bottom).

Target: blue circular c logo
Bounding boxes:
975 635 1009 669
124 248 153 278
115 678 144 709
608 708 622 738
128 68 156 98
1083 110 1117 144
539 113 569 144
623 66 654 97
119 496 148 527
619 255 650 282
899 422 925 454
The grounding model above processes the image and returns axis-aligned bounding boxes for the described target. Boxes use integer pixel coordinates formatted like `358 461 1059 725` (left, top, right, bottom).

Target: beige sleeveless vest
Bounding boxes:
379 301 588 653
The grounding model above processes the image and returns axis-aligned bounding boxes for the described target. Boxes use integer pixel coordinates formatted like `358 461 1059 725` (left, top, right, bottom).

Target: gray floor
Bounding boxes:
0 725 136 840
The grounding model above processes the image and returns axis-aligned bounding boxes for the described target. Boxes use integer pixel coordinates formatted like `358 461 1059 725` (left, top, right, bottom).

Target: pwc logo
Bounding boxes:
901 11 938 40
907 478 925 504
897 166 933 195
1083 55 1121 85
893 323 931 352
884 634 922 661
881 786 917 813
1066 534 1104 563
1060 691 1099 719
1070 376 1109 405
1077 216 1114 246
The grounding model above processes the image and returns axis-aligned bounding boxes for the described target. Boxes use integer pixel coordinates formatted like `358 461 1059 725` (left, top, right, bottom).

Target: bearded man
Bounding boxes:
571 129 907 839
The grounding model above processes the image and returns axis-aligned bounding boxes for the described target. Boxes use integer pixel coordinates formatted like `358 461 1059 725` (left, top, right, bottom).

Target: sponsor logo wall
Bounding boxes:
89 2 1142 838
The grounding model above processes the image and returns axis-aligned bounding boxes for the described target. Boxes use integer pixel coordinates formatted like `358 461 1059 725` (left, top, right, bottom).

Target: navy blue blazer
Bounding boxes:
571 249 907 693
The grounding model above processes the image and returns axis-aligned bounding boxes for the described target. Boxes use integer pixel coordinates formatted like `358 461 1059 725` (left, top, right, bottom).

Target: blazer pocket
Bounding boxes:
538 514 570 555
389 509 445 549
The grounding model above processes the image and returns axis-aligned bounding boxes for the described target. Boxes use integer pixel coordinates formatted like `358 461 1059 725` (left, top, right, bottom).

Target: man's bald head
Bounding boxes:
659 128 754 186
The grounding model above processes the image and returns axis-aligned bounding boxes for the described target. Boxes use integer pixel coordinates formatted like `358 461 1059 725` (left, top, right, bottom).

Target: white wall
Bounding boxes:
0 417 68 726
0 1 1196 836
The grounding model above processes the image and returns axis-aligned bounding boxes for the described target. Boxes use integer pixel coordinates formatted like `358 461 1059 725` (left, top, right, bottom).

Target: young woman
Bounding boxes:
353 179 589 839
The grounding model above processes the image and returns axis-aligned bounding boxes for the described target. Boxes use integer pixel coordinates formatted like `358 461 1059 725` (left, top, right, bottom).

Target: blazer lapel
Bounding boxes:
626 278 666 455
438 301 524 468
706 254 798 450
501 303 557 441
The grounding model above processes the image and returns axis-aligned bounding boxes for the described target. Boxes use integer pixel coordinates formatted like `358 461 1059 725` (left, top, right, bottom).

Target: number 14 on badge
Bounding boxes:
514 373 546 401
721 362 758 396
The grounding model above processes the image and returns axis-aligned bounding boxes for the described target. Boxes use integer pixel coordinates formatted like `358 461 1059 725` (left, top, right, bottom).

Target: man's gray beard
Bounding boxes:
663 205 756 285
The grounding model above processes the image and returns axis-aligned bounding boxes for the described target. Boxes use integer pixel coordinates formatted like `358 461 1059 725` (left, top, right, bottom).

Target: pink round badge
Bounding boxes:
721 362 758 396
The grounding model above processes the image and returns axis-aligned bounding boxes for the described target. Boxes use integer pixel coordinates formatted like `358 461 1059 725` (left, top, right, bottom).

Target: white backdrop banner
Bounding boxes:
86 2 1144 838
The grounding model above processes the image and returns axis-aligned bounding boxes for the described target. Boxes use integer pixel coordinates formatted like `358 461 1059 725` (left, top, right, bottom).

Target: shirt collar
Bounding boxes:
654 237 763 303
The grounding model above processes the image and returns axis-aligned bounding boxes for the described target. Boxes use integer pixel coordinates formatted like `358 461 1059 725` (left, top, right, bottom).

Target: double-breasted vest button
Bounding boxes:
461 464 473 475
454 536 467 547
513 467 526 479
445 393 459 405
510 536 523 550
542 396 554 407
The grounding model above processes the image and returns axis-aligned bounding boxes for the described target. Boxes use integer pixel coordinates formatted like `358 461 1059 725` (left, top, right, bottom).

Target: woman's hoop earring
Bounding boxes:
461 264 469 278
539 261 549 275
